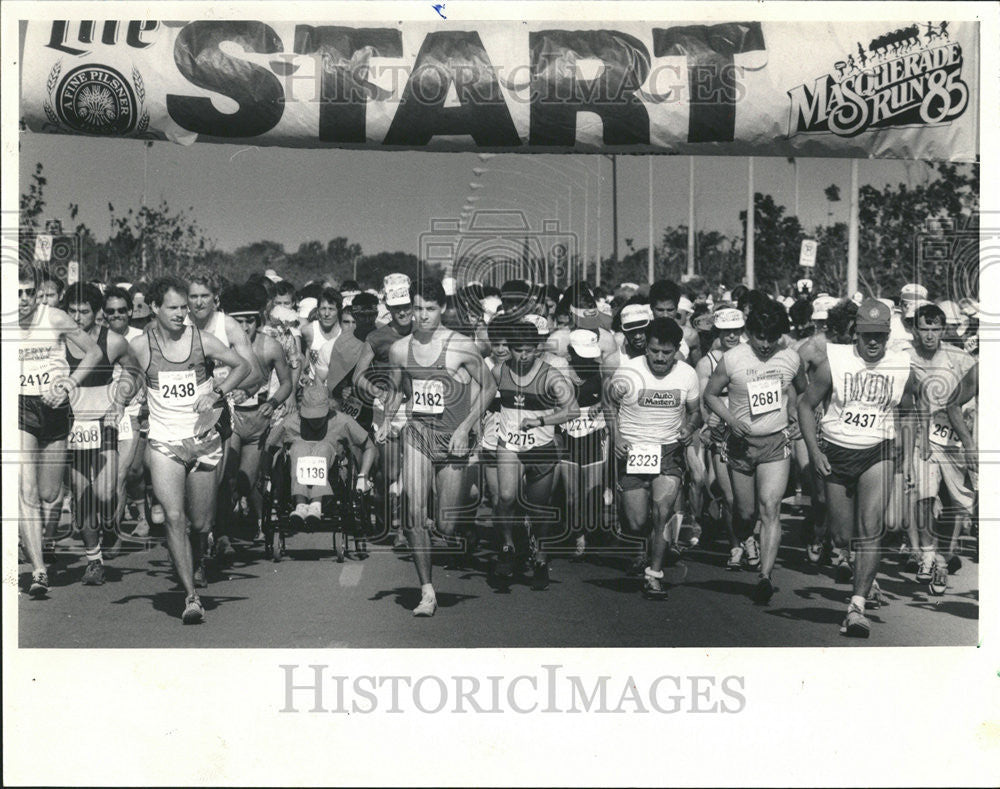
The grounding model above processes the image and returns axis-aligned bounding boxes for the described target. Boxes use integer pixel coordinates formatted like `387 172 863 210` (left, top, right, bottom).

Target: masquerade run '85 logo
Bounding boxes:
43 61 149 136
787 22 969 137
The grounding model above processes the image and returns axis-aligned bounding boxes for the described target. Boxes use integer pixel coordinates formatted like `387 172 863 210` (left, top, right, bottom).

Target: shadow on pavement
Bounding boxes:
368 586 478 613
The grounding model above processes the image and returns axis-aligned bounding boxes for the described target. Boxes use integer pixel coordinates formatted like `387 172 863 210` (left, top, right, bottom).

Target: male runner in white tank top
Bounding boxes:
798 299 918 637
130 277 251 624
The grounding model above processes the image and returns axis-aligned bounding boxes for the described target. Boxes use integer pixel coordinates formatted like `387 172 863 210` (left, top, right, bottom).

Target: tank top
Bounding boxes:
114 326 144 417
821 344 910 450
187 310 230 386
562 367 606 439
497 360 558 452
66 326 114 418
703 349 728 428
308 320 341 385
723 342 801 436
19 304 70 399
405 332 470 433
145 325 219 441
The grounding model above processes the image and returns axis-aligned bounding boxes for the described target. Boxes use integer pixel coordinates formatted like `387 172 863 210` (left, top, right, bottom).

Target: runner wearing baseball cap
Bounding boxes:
797 298 919 637
696 308 745 569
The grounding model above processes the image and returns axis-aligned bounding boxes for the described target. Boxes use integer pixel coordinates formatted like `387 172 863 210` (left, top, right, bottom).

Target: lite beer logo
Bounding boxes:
43 61 149 136
637 389 681 408
787 22 968 137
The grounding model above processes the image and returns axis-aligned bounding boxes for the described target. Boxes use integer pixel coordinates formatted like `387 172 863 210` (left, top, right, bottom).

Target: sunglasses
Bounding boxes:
19 287 36 297
104 306 130 316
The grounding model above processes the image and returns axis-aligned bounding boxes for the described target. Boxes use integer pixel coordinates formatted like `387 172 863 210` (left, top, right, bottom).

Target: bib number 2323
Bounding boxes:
627 443 661 474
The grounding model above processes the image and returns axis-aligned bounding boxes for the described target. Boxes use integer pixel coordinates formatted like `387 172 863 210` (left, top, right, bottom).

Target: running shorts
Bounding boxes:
723 429 791 476
149 429 224 472
498 441 560 484
618 441 685 491
821 438 895 488
402 421 471 468
912 446 975 513
19 395 72 444
563 429 608 467
232 405 270 447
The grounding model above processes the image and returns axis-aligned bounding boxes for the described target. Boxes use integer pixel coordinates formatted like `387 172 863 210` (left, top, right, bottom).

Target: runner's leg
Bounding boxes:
854 459 893 600
755 458 790 579
648 475 681 573
401 440 434 586
19 430 46 573
148 451 195 598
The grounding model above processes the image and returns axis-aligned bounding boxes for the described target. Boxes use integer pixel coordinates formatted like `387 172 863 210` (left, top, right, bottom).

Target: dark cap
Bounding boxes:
855 298 891 332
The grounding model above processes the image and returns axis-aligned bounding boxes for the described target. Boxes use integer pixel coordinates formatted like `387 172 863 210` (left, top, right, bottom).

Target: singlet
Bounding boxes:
700 349 728 428
307 320 341 386
481 357 502 451
497 359 559 452
723 342 801 436
614 355 700 446
405 332 470 433
187 310 230 387
144 325 219 441
907 342 976 449
821 344 910 449
66 326 114 419
562 366 606 439
19 304 70 399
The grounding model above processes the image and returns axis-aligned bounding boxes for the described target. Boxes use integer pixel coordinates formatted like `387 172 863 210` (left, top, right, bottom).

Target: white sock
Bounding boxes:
421 583 435 599
850 595 866 612
85 547 103 564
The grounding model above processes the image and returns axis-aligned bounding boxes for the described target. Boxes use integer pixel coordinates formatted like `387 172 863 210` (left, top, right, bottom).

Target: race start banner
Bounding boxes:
18 19 978 160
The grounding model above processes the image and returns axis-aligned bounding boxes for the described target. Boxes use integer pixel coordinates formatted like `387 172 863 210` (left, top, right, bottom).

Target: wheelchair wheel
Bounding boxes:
272 527 284 562
333 529 346 563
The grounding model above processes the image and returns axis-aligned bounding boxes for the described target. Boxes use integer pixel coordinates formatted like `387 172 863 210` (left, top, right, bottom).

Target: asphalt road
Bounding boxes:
18 513 978 648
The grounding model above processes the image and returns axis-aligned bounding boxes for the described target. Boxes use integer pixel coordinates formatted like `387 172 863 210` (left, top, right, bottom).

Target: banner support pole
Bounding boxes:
746 158 755 289
848 158 859 295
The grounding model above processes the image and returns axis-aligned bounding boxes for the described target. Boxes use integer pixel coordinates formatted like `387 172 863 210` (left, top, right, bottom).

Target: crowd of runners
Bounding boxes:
18 260 979 637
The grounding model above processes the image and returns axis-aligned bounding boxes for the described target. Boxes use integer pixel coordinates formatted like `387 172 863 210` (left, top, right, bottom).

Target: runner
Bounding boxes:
102 286 147 543
219 283 293 543
703 299 807 604
797 299 918 637
479 318 511 522
696 307 745 569
560 329 611 562
379 277 495 616
608 317 701 600
129 276 251 623
301 287 343 388
907 303 977 595
491 319 578 590
186 269 264 564
353 274 413 548
19 263 102 597
62 284 140 585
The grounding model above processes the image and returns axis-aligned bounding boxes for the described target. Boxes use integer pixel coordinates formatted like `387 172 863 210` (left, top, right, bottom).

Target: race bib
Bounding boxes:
503 429 537 450
564 405 605 438
929 415 963 448
747 378 782 417
626 443 662 474
342 395 363 420
117 413 134 441
68 420 102 450
296 456 328 486
411 379 444 414
158 369 198 407
840 404 883 433
19 360 54 396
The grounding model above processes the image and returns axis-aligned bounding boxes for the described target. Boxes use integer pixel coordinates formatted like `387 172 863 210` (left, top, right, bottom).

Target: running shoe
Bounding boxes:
531 560 550 591
947 555 962 575
28 570 49 598
193 563 208 589
839 603 870 638
305 500 322 530
182 594 204 624
752 575 775 605
43 541 56 564
806 542 824 564
726 546 744 571
834 552 853 584
289 502 309 531
131 516 150 539
572 534 586 562
150 503 166 525
742 536 760 570
413 592 437 617
929 563 948 596
215 536 236 567
494 544 516 581
392 530 409 551
628 553 648 576
915 551 935 584
665 542 683 566
237 496 250 518
642 570 669 600
865 580 889 610
81 560 105 586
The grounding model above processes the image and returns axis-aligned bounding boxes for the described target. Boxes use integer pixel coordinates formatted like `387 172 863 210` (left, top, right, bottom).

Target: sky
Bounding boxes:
19 131 944 264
